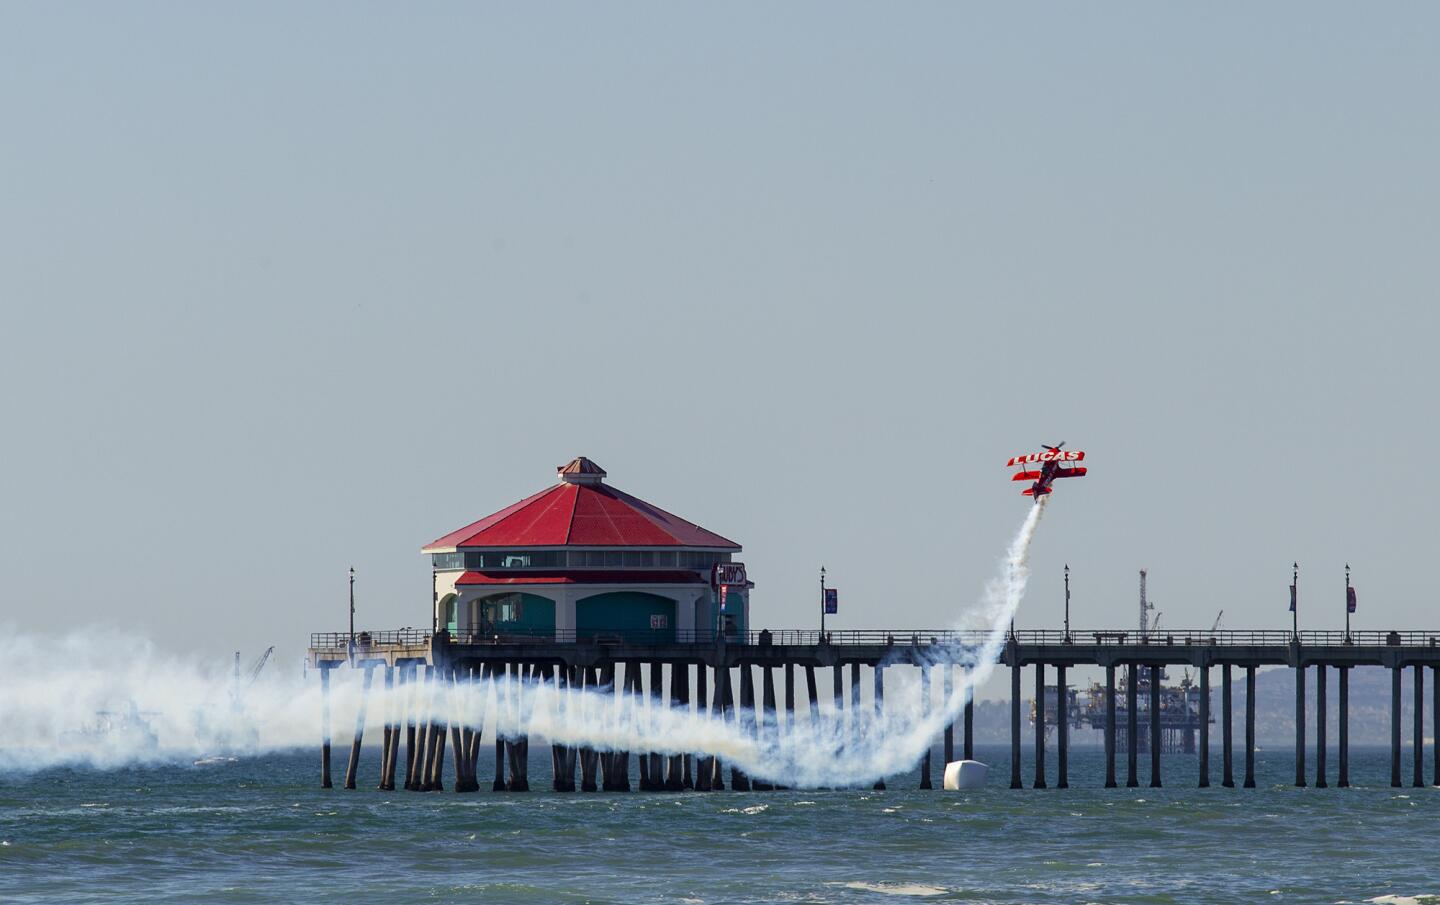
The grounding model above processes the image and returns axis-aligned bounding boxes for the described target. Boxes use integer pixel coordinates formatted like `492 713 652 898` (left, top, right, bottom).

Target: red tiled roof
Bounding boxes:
424 481 740 551
454 570 707 586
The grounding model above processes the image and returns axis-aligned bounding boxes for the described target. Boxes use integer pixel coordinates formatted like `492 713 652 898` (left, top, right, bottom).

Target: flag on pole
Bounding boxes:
1289 584 1297 612
1347 586 1357 614
824 588 838 614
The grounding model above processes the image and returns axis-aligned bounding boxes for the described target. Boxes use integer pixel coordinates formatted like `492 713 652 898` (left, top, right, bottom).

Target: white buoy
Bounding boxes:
942 759 989 790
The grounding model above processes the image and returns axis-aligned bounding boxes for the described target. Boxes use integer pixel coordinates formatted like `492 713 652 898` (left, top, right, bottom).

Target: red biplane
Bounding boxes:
1007 442 1087 500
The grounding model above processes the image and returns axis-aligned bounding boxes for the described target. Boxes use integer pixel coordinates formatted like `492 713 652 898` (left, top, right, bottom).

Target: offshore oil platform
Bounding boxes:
1032 571 1213 753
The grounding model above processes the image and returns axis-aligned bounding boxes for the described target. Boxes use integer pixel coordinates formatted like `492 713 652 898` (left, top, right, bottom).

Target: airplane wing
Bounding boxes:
1011 471 1042 482
1051 466 1088 479
1009 450 1085 466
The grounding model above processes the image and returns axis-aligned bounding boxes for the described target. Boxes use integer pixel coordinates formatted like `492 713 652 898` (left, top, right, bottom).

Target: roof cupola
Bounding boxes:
558 456 607 485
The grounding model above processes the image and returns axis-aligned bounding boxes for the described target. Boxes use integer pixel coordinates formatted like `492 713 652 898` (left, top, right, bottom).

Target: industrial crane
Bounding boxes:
1210 610 1224 632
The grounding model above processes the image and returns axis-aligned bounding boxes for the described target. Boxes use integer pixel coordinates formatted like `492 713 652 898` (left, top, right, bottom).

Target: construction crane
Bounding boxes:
1150 610 1163 633
1210 610 1224 632
1139 570 1155 639
230 647 275 707
246 647 274 685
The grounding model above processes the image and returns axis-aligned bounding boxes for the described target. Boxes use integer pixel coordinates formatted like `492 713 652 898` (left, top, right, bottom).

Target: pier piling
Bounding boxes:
731 667 751 791
942 667 954 767
1391 665 1402 787
319 663 334 789
1149 665 1161 788
379 666 395 791
1414 664 1424 788
1315 666 1327 788
1126 663 1138 788
1056 664 1069 789
1294 661 1306 787
1198 665 1209 788
1338 665 1349 787
872 666 885 791
1009 660 1022 789
1244 665 1256 788
1033 662 1047 789
1104 664 1116 788
758 665 778 791
344 663 375 790
1222 665 1234 788
963 673 974 761
919 666 932 790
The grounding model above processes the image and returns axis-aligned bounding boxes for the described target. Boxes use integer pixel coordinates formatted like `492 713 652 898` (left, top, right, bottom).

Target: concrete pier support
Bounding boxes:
451 668 474 793
1391 665 1402 788
709 665 726 791
919 666 932 790
671 662 689 791
756 666 777 792
1198 665 1210 788
964 674 975 761
872 665 885 791
493 665 508 791
648 660 665 791
1315 665 1327 788
430 685 448 793
319 663 334 789
1434 666 1439 787
1338 666 1350 787
504 664 528 792
732 666 753 791
1010 660 1022 789
1126 663 1138 788
1294 663 1306 787
1148 665 1161 788
1414 664 1424 788
1104 664 1117 788
1033 662 1046 789
381 665 402 791
694 664 712 791
404 663 419 791
1056 664 1069 789
942 667 954 767
850 662 861 737
785 663 796 734
805 665 819 722
1244 665 1256 788
379 666 395 791
344 663 375 791
579 668 599 791
1222 664 1234 788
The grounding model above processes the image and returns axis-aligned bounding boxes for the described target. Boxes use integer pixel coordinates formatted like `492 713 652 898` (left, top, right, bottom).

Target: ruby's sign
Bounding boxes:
713 563 748 587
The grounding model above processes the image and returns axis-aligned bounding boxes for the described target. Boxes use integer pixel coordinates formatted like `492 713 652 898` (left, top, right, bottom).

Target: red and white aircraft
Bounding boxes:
1007 442 1087 499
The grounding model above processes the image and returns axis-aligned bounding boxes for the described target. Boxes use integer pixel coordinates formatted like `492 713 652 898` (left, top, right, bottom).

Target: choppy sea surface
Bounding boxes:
2 745 1436 904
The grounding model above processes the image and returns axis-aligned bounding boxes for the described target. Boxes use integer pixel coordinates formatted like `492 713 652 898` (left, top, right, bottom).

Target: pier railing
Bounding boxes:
310 628 1440 651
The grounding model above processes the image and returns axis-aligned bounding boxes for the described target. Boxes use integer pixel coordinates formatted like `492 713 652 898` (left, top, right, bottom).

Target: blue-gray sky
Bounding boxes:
2 4 1436 681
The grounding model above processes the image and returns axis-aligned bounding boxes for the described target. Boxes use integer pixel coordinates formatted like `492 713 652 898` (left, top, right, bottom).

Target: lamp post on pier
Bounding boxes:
348 566 356 665
1064 564 1071 643
1290 562 1299 639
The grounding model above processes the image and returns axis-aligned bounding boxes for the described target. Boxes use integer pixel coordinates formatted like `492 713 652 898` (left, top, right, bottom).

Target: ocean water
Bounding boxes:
2 745 1436 905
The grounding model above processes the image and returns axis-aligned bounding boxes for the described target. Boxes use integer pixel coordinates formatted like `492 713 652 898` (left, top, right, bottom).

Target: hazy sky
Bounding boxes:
2 4 1437 687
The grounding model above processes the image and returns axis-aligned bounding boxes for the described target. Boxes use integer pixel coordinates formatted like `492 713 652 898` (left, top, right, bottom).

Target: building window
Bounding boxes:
432 552 463 570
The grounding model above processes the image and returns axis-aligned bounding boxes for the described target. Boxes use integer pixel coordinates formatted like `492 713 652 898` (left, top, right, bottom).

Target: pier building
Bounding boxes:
423 457 752 644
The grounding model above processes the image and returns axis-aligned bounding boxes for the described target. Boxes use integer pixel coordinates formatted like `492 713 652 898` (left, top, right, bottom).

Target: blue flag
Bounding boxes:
824 588 838 614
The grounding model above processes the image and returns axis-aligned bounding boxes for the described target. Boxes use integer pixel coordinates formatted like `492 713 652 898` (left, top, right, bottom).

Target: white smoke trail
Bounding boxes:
0 500 1048 783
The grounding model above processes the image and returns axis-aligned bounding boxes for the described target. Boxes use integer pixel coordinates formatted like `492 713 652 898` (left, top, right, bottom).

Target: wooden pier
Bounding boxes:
307 628 1440 791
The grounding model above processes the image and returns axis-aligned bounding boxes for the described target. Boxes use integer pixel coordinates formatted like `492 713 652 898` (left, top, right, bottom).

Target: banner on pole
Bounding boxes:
1347 586 1357 613
824 588 838 615
1289 584 1297 613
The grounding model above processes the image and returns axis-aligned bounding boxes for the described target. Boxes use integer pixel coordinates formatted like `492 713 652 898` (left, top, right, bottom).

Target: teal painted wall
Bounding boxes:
473 592 556 638
576 591 677 642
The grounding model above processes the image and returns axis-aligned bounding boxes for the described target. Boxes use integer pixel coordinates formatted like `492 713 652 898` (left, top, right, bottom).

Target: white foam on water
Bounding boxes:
841 881 947 897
